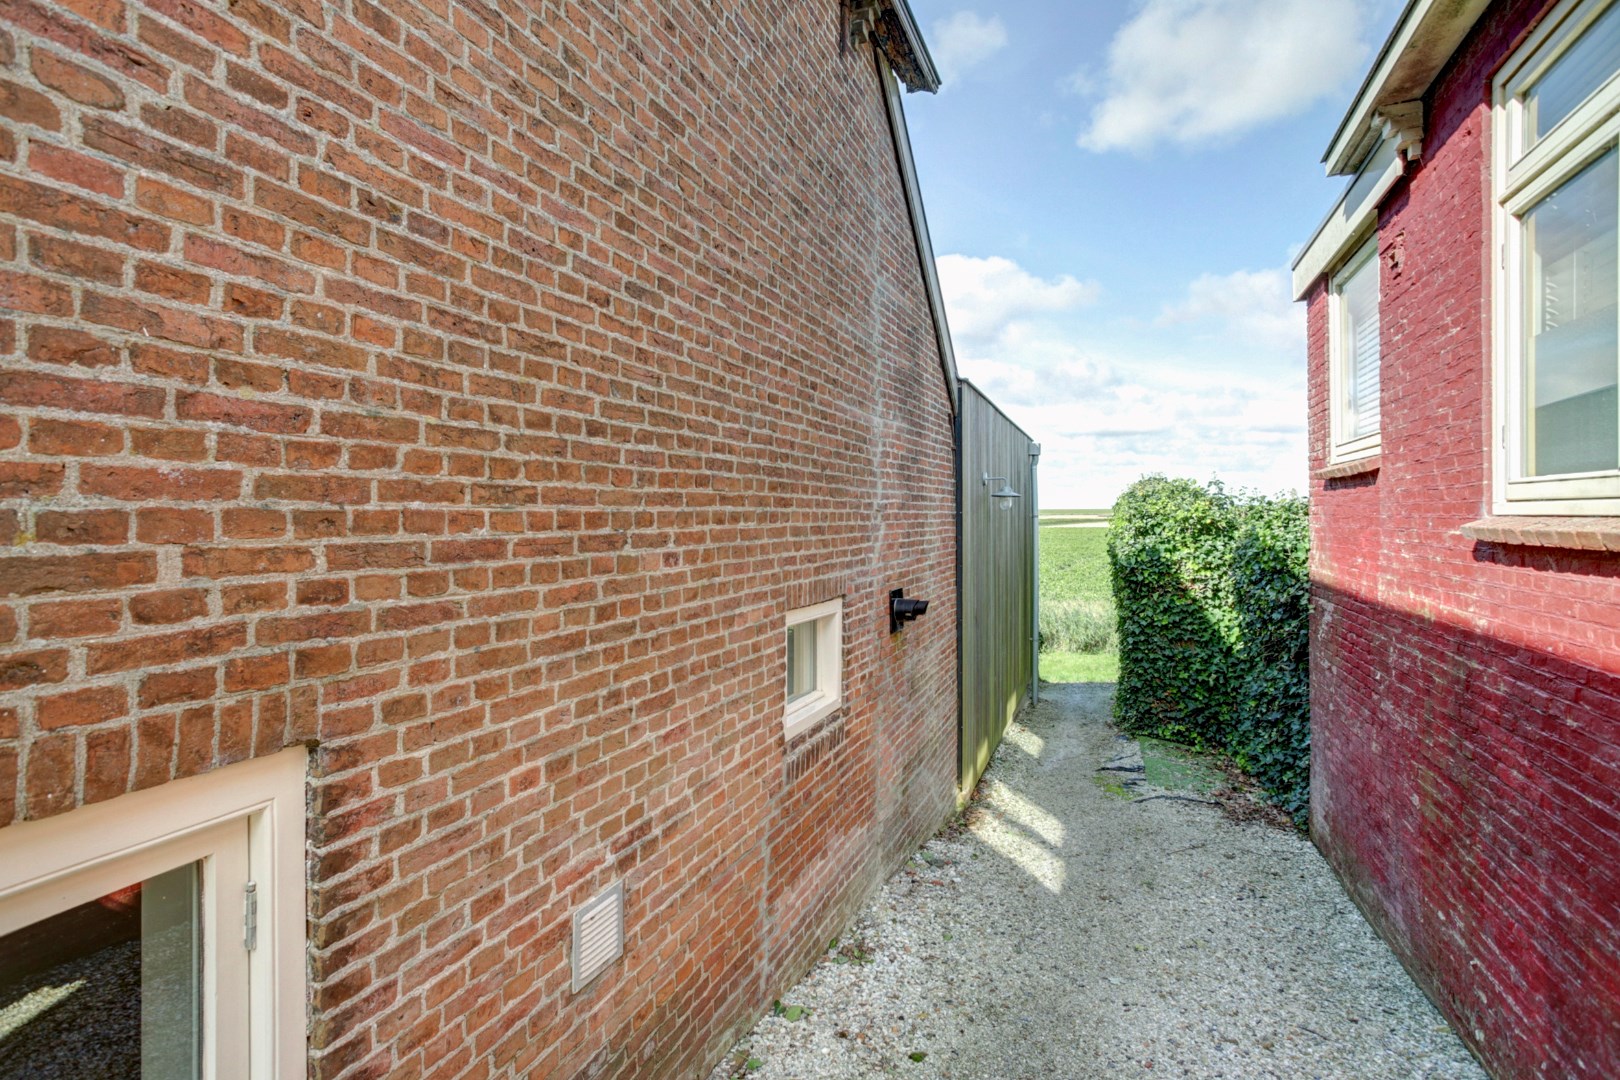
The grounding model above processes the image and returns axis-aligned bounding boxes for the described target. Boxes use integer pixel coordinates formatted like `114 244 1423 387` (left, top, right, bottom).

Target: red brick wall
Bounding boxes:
1306 1 1620 1075
0 0 960 1075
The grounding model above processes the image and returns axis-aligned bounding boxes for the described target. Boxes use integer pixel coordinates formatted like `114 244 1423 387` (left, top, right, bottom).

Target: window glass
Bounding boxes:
1522 148 1620 476
0 863 201 1079
1340 254 1381 441
786 623 817 702
1526 0 1620 147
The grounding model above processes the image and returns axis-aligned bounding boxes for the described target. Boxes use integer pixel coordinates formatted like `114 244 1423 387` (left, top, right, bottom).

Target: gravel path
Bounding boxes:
710 683 1487 1080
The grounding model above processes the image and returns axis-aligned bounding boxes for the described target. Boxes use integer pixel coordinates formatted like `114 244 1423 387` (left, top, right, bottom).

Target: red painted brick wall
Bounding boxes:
1306 2 1620 1075
0 0 960 1075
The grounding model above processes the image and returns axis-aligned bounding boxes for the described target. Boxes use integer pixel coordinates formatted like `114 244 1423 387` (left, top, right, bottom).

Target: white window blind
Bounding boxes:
1340 254 1381 441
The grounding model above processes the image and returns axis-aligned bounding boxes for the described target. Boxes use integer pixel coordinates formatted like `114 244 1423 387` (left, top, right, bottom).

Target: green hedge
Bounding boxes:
1108 477 1311 824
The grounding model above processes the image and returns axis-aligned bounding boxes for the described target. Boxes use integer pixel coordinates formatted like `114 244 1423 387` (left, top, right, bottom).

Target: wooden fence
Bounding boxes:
957 379 1038 798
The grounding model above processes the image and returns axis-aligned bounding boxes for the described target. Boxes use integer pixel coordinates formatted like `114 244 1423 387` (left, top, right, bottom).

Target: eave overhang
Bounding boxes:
1322 0 1492 176
850 0 941 93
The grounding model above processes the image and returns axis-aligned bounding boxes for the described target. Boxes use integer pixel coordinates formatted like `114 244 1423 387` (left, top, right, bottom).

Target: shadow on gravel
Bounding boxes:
710 682 1485 1080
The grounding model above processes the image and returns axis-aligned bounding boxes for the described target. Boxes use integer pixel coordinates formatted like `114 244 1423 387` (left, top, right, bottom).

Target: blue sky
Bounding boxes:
902 0 1406 507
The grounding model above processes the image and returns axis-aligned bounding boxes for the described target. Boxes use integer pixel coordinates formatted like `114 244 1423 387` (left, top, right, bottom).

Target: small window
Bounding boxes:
783 598 842 739
1496 0 1620 513
1329 237 1382 463
0 748 307 1079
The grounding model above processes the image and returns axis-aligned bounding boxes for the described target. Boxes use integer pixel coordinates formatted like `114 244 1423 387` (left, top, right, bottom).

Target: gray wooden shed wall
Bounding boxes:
958 380 1037 796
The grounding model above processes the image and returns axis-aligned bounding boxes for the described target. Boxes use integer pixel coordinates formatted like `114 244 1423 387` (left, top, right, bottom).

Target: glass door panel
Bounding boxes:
0 821 251 1079
0 864 200 1078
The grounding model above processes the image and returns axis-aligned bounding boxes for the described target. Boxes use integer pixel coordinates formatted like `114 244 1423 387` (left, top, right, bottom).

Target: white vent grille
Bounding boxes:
570 882 625 992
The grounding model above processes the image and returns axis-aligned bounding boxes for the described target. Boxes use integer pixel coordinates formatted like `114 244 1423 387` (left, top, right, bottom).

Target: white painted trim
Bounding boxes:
1490 0 1620 515
1294 137 1404 299
783 598 844 740
1323 0 1491 176
0 748 309 1080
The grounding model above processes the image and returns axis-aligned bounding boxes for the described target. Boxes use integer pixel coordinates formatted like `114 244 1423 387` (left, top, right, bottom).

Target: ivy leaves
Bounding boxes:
1109 477 1311 826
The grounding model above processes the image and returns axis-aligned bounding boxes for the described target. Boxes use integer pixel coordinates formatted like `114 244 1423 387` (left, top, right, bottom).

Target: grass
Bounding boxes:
1038 508 1118 684
1039 651 1119 683
1039 526 1112 605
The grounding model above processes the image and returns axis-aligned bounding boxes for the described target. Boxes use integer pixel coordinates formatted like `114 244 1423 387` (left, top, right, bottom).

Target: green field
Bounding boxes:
1038 510 1118 684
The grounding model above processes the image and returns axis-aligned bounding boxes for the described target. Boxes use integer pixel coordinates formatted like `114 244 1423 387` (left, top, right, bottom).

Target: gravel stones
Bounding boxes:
709 683 1485 1080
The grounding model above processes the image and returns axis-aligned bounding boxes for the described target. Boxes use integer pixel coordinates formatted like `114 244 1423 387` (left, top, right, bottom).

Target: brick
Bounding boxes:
29 598 122 639
28 326 121 368
29 233 126 285
0 6 964 1078
0 461 65 497
183 234 315 292
181 545 315 578
81 465 243 502
0 647 68 690
86 622 246 674
134 176 213 224
29 143 123 198
0 269 74 315
0 370 166 418
0 175 169 251
139 666 216 707
254 473 370 504
1300 6 1620 1079
35 509 128 545
221 581 285 614
23 733 74 819
135 508 214 544
80 292 241 350
176 390 312 433
129 588 208 625
81 115 241 195
222 507 286 539
0 78 61 130
224 651 289 692
82 727 131 804
134 260 211 304
37 684 127 729
129 425 207 461
0 552 157 597
31 50 125 110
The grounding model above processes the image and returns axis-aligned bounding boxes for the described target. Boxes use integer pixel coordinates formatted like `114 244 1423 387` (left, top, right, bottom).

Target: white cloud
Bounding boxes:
936 254 1099 344
930 11 1009 84
936 253 1308 508
1076 0 1372 153
1159 268 1305 352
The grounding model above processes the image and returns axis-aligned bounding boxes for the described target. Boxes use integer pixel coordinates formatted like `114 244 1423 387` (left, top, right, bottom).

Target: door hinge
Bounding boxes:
243 881 258 951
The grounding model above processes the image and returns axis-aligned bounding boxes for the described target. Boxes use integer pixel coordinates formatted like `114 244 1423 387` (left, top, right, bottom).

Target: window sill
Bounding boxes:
1315 454 1381 481
1461 516 1620 553
784 695 840 742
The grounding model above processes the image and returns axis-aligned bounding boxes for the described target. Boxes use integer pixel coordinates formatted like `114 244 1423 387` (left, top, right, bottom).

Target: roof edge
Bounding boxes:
1323 0 1491 175
851 0 941 93
874 52 958 413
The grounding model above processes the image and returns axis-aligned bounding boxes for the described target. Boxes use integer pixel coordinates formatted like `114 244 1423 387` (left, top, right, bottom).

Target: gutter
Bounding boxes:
1029 441 1041 707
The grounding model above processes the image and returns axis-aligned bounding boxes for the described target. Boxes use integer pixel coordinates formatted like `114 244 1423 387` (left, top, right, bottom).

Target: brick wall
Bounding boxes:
1306 1 1620 1075
0 0 960 1075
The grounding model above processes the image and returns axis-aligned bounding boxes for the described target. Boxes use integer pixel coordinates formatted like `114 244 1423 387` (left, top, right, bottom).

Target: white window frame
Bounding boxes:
783 597 843 740
1493 0 1620 514
1328 235 1384 463
0 747 308 1079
